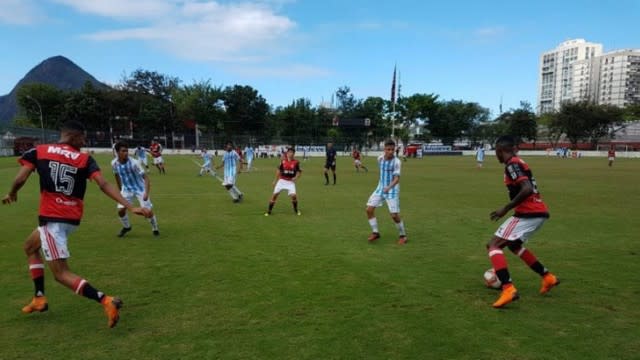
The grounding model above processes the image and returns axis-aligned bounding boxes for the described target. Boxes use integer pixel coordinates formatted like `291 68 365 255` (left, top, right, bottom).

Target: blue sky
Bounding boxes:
1 0 638 117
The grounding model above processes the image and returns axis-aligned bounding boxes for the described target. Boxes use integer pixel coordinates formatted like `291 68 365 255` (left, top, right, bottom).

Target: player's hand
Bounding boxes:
2 193 17 204
490 207 508 221
382 186 390 193
132 207 152 218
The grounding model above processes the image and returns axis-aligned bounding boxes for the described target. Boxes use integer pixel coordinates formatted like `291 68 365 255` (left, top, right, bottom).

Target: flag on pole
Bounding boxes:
391 65 397 105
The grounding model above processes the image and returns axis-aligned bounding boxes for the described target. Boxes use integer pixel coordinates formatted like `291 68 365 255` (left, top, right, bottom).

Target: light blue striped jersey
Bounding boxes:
476 148 485 161
223 150 240 177
112 157 146 193
201 151 213 166
374 155 401 198
135 147 147 159
244 147 254 159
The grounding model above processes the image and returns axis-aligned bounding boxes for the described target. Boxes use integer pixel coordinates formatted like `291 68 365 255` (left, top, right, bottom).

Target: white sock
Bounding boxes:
368 218 379 233
148 215 158 231
228 189 238 200
395 221 406 236
232 186 242 196
119 214 130 228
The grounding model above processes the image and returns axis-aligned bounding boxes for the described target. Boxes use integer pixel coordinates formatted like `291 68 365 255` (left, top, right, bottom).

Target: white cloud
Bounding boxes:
53 0 300 65
0 0 44 25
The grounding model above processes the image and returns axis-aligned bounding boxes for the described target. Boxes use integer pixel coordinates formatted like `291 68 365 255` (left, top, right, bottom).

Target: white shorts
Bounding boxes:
608 157 615 161
38 222 78 261
495 216 546 242
223 175 236 186
366 193 400 214
354 159 362 166
273 179 297 196
153 156 163 165
116 190 153 209
139 157 148 166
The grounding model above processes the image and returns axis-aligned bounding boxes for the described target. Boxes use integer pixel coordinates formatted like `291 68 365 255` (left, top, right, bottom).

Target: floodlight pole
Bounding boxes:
26 95 45 143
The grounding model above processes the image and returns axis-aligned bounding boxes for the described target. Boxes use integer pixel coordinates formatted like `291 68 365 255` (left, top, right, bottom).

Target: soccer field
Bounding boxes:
1 153 639 360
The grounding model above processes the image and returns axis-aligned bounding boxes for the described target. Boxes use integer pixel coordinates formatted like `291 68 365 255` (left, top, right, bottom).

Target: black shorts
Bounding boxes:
324 161 336 171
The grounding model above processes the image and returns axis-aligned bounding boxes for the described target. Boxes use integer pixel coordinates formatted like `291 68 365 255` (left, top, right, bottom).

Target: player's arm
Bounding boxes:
383 175 400 193
292 163 302 182
143 175 150 201
114 173 123 191
273 168 280 184
2 165 34 204
490 165 533 220
92 173 150 217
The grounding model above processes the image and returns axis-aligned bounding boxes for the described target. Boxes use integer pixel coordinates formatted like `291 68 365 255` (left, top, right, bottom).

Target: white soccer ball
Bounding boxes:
483 268 502 289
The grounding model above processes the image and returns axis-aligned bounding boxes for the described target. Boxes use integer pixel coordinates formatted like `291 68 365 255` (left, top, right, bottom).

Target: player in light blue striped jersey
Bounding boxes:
134 145 149 171
244 145 255 171
216 141 244 202
365 139 407 244
199 148 214 176
111 142 160 237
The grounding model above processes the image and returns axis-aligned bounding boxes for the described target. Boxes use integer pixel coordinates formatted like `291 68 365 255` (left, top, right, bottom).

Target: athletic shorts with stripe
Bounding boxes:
38 222 78 261
494 216 546 242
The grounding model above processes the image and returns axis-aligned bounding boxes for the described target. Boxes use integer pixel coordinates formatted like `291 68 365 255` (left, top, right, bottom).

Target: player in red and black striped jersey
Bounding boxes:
352 148 368 173
2 121 150 328
265 147 302 216
608 146 616 167
485 135 559 308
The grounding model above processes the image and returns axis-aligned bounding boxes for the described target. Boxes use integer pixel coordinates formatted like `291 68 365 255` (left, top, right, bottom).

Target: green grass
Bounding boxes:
1 153 639 360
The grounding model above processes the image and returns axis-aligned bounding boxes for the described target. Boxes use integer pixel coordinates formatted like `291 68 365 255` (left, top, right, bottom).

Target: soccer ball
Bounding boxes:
483 268 502 289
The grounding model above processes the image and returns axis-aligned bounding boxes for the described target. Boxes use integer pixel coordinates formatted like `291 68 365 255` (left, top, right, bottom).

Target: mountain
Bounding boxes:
0 55 107 124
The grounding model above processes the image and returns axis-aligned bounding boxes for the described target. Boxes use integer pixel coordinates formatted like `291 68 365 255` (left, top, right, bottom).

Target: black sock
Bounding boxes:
34 276 45 297
292 200 298 213
333 173 336 184
530 261 547 276
495 269 512 286
324 173 329 183
81 283 105 303
268 201 275 213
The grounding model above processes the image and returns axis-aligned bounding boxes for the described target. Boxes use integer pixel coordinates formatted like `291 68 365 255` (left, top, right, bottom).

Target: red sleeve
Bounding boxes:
18 147 37 169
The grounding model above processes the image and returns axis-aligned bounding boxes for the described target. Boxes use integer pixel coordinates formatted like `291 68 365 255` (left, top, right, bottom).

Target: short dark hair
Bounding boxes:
61 120 85 133
114 141 128 152
495 135 517 150
287 147 295 153
384 139 396 147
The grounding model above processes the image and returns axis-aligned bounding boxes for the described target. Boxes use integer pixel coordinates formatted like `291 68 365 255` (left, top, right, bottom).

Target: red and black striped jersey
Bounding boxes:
504 156 549 218
608 149 615 157
278 159 301 180
149 143 162 158
19 144 101 225
352 150 361 160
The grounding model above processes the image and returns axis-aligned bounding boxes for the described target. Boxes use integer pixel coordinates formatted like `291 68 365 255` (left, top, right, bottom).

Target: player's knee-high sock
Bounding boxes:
488 247 512 287
232 185 242 196
228 189 238 200
292 200 298 213
333 173 336 184
267 200 275 214
28 258 45 297
71 278 105 303
512 246 548 276
119 214 131 228
368 218 379 233
148 215 159 231
395 221 406 236
324 173 329 184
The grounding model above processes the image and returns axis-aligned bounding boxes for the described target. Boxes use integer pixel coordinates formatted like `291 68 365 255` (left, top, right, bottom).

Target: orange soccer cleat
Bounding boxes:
367 232 380 242
101 296 123 328
22 296 48 313
492 285 519 308
397 236 408 245
540 273 560 294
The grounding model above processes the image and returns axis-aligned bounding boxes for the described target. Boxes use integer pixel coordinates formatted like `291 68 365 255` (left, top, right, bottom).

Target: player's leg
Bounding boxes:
386 197 406 244
505 218 559 294
116 192 133 237
40 223 122 327
332 166 337 185
22 229 48 313
366 194 383 242
323 166 329 185
138 194 159 236
266 190 281 215
287 182 300 215
487 217 521 307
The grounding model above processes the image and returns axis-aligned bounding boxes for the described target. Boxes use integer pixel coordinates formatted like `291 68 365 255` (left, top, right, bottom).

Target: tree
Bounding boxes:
494 101 538 145
221 85 270 138
426 100 489 145
16 83 66 130
551 102 624 148
172 80 226 134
